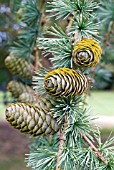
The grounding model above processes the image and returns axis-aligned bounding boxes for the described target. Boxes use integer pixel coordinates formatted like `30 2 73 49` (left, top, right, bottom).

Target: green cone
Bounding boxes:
7 80 33 99
5 55 34 79
5 103 59 137
19 93 37 105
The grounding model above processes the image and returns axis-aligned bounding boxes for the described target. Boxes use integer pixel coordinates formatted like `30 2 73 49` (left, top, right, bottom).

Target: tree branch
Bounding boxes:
56 130 65 170
80 131 108 165
56 115 68 170
34 47 42 71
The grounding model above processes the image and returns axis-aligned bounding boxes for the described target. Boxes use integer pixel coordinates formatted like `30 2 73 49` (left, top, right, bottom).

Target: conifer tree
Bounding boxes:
5 0 114 170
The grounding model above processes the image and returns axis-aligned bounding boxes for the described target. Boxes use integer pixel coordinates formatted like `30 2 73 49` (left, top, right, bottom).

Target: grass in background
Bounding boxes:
0 92 13 120
87 91 114 116
0 92 6 120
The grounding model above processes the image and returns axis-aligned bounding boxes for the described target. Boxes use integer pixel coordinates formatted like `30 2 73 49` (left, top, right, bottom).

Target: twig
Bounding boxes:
56 114 68 170
9 0 14 11
56 130 65 170
80 131 108 165
56 115 108 169
66 17 73 34
34 47 42 71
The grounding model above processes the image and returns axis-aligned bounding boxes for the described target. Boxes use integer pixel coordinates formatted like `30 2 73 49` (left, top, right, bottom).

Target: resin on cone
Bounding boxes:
72 39 102 68
44 68 88 97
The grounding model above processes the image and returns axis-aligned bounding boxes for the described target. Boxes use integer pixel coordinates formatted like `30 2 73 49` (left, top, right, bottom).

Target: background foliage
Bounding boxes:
0 0 114 170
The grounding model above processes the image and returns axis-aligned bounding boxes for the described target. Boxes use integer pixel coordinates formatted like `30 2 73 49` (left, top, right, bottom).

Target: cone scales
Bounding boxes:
5 103 59 137
5 55 34 79
19 93 37 105
19 93 58 108
72 39 102 68
44 68 88 97
7 80 33 99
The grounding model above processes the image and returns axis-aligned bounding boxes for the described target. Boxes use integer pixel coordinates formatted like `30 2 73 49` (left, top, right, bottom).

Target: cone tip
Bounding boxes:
5 106 10 117
5 56 12 62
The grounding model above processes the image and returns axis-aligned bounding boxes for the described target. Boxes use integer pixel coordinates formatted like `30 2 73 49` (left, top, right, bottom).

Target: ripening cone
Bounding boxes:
5 55 34 79
5 103 59 137
37 95 58 112
19 93 37 105
44 68 88 97
72 39 102 68
19 93 58 108
7 80 33 99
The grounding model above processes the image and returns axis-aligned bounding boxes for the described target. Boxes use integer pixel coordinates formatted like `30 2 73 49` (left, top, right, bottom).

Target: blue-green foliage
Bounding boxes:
11 0 41 60
11 0 114 170
38 24 73 69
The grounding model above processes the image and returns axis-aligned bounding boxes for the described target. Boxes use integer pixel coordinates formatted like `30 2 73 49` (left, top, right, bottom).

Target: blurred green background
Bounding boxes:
0 0 114 170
